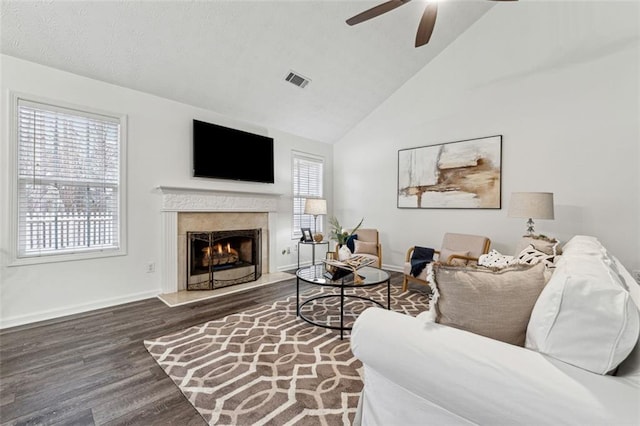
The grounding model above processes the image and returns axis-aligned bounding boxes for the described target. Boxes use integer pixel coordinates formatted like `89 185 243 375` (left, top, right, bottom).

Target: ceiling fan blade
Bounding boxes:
346 0 411 26
415 2 438 47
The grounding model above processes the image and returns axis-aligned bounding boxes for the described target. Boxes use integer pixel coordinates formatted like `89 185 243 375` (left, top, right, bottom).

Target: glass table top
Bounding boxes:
296 264 389 287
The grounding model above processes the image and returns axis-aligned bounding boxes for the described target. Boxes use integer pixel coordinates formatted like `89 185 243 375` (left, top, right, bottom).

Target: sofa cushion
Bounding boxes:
560 234 604 256
525 235 640 375
434 262 548 346
354 239 378 256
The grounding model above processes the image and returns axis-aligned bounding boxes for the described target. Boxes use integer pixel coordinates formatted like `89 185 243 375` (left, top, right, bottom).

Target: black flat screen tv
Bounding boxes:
193 119 275 184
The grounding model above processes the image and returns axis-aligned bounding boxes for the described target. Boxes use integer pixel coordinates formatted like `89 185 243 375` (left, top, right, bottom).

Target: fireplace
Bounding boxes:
158 186 280 295
187 228 262 290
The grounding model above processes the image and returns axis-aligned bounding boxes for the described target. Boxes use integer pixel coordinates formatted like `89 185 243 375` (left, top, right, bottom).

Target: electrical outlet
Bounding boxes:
146 262 156 273
632 269 640 284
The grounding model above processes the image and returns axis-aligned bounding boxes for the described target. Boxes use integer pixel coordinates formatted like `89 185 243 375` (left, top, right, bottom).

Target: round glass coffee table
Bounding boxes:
296 264 391 339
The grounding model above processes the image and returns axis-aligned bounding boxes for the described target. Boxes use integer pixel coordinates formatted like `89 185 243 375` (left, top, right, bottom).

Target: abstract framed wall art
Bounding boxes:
397 135 502 209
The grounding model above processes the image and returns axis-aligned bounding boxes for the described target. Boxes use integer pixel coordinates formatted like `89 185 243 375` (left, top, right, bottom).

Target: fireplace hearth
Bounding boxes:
187 228 262 290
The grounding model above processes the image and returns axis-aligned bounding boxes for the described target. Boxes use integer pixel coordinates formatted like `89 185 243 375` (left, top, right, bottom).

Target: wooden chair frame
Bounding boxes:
402 237 491 292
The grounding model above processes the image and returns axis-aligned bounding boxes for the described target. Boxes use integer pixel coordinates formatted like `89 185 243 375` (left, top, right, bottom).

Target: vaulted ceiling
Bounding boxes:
1 0 501 143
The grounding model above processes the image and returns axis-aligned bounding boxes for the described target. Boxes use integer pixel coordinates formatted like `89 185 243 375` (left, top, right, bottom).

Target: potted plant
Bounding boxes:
328 216 364 247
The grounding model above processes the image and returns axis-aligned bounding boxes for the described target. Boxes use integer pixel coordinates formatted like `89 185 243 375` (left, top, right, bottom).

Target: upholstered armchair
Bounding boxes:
344 228 382 268
402 233 491 291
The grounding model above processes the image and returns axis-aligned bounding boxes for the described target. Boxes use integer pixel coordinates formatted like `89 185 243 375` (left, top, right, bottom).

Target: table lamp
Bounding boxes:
508 192 554 235
304 198 327 242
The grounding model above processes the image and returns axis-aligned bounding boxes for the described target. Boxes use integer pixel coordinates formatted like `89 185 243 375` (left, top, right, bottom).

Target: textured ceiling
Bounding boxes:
1 0 497 143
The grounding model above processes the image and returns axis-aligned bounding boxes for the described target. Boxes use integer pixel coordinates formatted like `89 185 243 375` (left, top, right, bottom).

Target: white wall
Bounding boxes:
0 55 333 328
334 1 640 271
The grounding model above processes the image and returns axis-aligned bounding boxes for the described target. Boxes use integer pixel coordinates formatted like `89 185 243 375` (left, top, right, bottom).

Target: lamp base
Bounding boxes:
313 233 323 243
526 218 535 235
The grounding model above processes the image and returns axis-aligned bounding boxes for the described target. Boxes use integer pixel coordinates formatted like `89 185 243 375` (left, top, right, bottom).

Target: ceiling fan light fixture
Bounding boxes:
346 0 518 48
415 2 438 47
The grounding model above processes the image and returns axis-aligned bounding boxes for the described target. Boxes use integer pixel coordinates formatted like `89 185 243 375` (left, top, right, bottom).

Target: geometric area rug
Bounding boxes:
144 285 429 425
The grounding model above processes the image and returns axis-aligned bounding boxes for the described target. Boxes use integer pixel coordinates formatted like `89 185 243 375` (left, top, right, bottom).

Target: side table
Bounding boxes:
297 240 329 268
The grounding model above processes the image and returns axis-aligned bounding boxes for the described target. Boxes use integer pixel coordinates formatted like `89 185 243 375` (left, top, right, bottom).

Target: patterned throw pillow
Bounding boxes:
516 244 557 267
478 249 517 268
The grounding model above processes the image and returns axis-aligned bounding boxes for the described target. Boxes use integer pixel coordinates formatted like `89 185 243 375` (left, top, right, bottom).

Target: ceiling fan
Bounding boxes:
346 0 518 48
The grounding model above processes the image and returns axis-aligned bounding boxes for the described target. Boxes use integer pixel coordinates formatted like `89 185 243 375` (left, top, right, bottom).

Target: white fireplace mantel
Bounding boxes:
157 186 282 212
157 186 282 294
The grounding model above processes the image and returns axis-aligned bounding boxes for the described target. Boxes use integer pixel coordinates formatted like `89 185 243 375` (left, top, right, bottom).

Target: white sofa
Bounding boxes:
351 235 640 425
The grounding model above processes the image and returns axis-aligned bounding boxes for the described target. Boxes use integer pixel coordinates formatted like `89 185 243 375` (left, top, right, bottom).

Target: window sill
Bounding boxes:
8 248 127 267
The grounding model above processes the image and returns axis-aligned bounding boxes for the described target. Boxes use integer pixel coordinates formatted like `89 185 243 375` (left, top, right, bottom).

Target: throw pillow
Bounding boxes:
434 262 548 346
354 239 378 256
346 234 358 253
526 236 640 375
514 235 562 257
516 244 557 267
478 249 516 269
439 248 470 266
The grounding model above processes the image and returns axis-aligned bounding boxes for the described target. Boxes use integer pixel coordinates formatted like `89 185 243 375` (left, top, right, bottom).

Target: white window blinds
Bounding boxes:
16 98 122 258
292 153 324 238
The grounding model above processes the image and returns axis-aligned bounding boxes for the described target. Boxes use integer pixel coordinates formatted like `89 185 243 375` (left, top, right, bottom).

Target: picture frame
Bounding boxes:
301 227 313 242
397 135 502 209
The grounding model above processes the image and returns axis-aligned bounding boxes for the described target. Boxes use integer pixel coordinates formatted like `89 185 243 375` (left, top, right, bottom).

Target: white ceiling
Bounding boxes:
1 0 498 143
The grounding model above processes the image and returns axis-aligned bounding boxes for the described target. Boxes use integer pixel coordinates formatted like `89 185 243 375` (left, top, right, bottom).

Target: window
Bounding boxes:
13 95 126 262
292 152 324 239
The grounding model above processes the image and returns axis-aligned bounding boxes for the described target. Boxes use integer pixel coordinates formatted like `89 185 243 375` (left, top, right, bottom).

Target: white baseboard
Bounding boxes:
277 263 298 271
383 263 403 272
277 262 315 271
0 290 159 330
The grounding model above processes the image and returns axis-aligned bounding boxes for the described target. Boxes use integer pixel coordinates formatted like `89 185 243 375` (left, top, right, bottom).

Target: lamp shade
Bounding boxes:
508 192 554 220
304 198 327 216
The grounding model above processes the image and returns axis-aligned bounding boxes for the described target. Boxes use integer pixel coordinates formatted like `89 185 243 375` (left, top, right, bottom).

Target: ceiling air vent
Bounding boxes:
285 71 310 89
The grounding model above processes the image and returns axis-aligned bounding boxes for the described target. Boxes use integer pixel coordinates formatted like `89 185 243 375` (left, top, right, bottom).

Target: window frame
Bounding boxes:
8 92 128 266
291 151 324 240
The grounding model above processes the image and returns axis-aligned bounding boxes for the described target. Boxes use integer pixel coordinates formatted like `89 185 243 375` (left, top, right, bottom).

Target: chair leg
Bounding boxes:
402 275 408 292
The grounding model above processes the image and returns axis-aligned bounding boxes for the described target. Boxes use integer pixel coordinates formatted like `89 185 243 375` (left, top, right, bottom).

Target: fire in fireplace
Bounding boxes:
187 229 262 290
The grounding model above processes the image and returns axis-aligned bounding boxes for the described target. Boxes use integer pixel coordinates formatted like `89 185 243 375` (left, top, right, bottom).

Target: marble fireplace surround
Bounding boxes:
158 186 286 301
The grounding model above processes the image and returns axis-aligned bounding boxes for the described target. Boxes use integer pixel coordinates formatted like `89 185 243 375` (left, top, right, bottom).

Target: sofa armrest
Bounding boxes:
351 308 640 425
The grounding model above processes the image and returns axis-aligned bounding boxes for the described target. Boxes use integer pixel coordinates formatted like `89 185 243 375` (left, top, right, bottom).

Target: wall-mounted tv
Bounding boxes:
193 119 275 184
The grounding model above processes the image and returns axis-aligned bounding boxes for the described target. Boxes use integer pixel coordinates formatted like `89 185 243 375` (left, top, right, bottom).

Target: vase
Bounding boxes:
337 244 352 261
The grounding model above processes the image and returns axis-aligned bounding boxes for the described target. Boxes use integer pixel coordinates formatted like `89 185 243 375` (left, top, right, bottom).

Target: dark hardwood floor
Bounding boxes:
0 271 407 425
